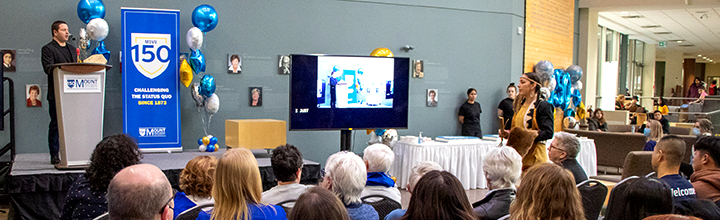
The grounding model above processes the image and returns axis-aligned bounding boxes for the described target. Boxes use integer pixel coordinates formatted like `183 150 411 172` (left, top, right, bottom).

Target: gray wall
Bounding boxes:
1 0 525 166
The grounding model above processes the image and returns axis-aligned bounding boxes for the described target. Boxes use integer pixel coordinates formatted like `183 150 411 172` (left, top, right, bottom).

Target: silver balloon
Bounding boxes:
548 77 557 92
186 27 203 51
204 93 219 114
78 28 91 60
86 18 109 41
540 87 551 100
191 83 205 107
572 81 583 91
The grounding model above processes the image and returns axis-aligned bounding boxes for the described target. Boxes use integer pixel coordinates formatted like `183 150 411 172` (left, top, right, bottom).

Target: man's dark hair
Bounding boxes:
658 135 687 165
271 144 303 182
632 95 639 101
51 20 67 37
86 134 142 192
694 137 720 168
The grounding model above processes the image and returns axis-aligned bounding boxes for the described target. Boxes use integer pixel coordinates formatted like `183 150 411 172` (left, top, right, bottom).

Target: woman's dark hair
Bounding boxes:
594 108 606 124
230 54 240 62
658 97 667 107
674 199 720 220
507 83 517 92
695 77 701 83
467 88 477 96
605 177 673 220
289 187 349 220
401 171 476 220
85 134 142 192
271 144 303 182
513 72 543 113
29 85 40 94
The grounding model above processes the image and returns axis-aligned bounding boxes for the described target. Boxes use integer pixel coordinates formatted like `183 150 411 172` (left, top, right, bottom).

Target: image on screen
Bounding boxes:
316 56 394 109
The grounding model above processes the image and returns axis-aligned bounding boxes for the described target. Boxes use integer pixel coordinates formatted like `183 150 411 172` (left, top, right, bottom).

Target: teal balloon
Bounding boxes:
199 75 216 98
91 41 110 61
189 49 205 74
209 136 218 145
77 0 105 24
192 4 219 32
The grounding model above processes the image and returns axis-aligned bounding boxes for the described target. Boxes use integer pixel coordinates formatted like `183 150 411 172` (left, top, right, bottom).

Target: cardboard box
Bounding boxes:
225 119 287 149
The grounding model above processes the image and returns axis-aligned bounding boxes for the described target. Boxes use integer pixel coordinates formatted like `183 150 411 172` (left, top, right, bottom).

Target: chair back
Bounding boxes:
361 195 401 220
275 199 297 216
621 151 654 180
497 214 510 220
176 202 214 220
92 213 108 220
636 113 647 126
576 179 608 220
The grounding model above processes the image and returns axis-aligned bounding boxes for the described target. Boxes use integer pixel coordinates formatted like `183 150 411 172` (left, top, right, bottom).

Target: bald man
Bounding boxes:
652 135 697 204
107 164 173 220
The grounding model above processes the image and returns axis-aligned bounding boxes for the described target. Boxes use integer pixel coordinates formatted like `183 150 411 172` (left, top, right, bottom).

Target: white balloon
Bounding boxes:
205 93 219 114
199 144 207 152
86 18 109 41
186 27 204 50
573 81 583 91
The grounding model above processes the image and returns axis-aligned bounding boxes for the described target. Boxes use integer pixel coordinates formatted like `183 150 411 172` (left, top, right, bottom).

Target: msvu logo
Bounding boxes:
131 33 172 79
139 127 166 137
66 78 98 89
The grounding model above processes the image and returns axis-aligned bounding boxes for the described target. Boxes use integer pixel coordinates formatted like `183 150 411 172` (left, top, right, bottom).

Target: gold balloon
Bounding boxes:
370 47 394 57
180 59 193 88
576 102 586 119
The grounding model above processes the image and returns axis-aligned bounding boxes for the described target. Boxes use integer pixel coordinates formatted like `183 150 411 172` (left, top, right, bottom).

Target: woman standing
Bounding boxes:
500 72 554 170
458 88 482 138
498 83 517 130
688 77 702 99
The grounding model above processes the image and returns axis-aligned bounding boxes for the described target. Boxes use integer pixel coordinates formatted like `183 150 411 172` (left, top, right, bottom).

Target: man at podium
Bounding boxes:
41 20 77 164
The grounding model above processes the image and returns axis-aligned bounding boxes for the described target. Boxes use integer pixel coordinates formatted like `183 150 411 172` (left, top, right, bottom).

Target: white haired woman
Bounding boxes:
361 144 401 204
323 151 379 220
472 146 522 220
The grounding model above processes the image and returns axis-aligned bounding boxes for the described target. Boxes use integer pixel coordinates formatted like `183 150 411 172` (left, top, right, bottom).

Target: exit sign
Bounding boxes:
659 41 667 47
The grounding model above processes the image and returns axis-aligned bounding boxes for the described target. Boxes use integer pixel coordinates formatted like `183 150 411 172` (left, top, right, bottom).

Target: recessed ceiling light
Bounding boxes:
654 32 672 35
621 11 629 14
676 40 683 43
641 25 662 29
698 55 702 57
703 57 707 59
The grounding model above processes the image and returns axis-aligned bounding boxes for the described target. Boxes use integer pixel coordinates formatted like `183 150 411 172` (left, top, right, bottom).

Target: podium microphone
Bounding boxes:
70 34 76 41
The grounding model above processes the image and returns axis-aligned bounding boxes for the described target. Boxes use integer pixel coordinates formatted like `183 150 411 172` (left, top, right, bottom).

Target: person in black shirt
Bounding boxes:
498 83 516 130
41 20 77 164
459 88 482 138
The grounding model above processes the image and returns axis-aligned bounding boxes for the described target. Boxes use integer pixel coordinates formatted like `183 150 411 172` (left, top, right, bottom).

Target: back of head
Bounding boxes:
107 164 172 220
650 120 664 142
554 132 581 159
324 151 366 204
510 163 584 220
694 136 720 168
363 144 394 173
408 161 443 192
482 146 522 189
271 144 304 182
180 155 217 198
697 119 713 134
605 177 673 220
288 187 349 220
86 134 142 193
674 199 720 220
402 171 475 220
643 215 702 220
657 135 687 166
212 148 262 220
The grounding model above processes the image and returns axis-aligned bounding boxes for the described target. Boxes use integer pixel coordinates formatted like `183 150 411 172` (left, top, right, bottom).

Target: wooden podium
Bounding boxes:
52 63 111 169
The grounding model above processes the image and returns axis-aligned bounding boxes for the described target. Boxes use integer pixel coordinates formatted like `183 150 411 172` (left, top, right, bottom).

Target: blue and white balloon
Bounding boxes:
77 0 105 24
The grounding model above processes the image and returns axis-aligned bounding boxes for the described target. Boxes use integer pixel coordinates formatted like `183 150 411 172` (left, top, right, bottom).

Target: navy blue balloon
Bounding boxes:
77 0 105 24
197 138 204 146
91 41 110 61
209 136 218 145
566 65 584 83
199 75 216 98
189 49 206 74
192 4 219 32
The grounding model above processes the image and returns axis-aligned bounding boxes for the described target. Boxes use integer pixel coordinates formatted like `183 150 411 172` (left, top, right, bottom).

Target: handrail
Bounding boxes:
1 77 15 162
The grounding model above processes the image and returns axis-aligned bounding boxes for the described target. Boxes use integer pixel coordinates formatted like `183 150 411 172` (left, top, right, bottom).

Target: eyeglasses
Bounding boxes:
159 189 177 214
548 145 565 152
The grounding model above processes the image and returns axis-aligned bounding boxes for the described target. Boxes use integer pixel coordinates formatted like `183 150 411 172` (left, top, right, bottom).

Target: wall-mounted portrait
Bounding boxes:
2 49 16 72
427 89 438 107
26 84 42 107
278 55 290 75
413 60 423 78
228 54 242 74
249 87 262 107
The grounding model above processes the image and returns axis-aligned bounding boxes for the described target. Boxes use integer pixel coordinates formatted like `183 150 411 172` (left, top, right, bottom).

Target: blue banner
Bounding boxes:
122 8 181 152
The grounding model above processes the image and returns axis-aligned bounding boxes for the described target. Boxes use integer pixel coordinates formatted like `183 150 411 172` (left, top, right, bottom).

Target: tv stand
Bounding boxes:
340 130 352 151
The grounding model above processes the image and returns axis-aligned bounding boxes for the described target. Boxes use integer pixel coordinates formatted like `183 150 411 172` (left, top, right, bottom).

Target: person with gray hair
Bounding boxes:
361 144 401 204
472 146 522 220
322 151 379 220
547 132 588 184
385 161 443 220
107 164 173 220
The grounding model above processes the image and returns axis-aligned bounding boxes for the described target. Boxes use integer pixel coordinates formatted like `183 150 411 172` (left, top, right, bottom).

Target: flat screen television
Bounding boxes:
290 54 409 130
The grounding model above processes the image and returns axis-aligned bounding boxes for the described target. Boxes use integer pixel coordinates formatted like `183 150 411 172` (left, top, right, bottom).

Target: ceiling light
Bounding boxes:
641 25 662 28
676 40 683 43
621 11 629 14
703 57 707 59
654 32 672 35
698 55 702 57
622 15 643 19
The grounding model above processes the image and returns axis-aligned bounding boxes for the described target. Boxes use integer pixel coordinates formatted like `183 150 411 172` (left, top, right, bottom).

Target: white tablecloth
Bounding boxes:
389 138 597 190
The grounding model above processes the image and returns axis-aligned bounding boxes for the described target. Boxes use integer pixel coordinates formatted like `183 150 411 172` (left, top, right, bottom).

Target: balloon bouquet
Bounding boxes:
180 4 220 152
77 0 110 61
535 61 585 129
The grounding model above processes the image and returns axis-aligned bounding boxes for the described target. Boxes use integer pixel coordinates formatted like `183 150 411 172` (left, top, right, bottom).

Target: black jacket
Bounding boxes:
472 188 515 220
41 40 77 100
534 100 555 142
561 158 588 184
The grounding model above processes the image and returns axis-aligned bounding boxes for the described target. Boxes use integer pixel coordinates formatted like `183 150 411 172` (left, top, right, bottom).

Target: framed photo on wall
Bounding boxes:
228 54 242 74
427 89 438 107
2 49 17 72
413 60 423 78
26 84 42 107
249 87 262 107
278 55 290 75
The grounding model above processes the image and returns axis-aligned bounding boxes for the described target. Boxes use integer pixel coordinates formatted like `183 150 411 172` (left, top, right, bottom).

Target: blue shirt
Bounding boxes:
346 203 379 220
644 140 657 151
196 204 286 220
384 209 406 220
659 174 697 203
173 192 196 219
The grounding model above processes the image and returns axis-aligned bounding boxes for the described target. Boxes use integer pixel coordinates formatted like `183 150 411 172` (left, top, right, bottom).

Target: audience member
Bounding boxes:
657 98 669 115
688 78 702 99
361 144 401 204
674 199 720 220
472 146 521 220
616 95 626 110
400 171 476 220
605 177 673 220
385 161 442 220
197 148 286 220
174 155 217 219
509 163 584 220
693 119 713 137
587 109 607 132
547 132 588 184
627 95 641 112
288 187 350 220
653 110 671 134
690 137 720 202
691 87 707 104
644 120 664 151
262 144 311 207
642 215 701 220
61 134 142 220
107 164 173 220
653 136 697 204
322 151 379 220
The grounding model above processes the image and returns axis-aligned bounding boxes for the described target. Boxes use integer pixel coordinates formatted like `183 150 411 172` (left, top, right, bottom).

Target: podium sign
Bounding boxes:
122 8 181 152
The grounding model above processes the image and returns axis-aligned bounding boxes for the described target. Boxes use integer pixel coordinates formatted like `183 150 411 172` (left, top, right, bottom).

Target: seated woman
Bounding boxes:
604 177 673 220
508 163 584 220
472 146 522 220
692 87 708 104
288 187 349 220
61 134 142 220
385 161 443 220
174 155 217 219
400 171 476 220
657 97 669 115
643 120 664 151
197 148 286 220
587 109 608 132
616 95 626 110
640 111 670 134
694 119 713 137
